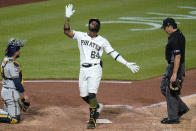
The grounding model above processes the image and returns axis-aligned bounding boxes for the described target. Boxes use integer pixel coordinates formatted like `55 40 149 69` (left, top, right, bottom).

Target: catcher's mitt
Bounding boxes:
169 79 182 95
18 98 30 112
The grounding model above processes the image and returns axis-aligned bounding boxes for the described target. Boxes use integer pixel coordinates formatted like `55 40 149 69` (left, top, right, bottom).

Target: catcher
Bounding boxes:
0 38 30 124
160 18 189 124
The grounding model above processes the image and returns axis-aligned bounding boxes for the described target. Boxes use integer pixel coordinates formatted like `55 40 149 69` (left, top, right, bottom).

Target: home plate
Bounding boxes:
97 119 112 123
87 119 112 124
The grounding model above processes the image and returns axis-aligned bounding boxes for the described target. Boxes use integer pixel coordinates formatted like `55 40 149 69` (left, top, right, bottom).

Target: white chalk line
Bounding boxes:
23 80 132 84
178 6 196 10
137 93 196 110
103 93 196 110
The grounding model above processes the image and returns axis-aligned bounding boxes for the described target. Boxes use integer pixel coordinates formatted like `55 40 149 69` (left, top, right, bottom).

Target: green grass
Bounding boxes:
0 0 196 80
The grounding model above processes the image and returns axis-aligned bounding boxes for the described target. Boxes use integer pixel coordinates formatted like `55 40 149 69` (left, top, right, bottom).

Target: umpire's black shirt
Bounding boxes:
165 29 185 64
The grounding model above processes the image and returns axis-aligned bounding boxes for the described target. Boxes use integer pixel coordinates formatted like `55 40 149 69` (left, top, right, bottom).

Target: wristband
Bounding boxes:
64 27 70 31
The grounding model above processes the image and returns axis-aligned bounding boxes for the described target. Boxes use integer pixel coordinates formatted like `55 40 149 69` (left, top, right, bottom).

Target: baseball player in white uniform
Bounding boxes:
0 39 28 124
64 4 140 129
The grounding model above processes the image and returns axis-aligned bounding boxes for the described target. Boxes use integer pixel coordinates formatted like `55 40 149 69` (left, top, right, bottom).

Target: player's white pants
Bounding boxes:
79 64 102 97
1 87 20 117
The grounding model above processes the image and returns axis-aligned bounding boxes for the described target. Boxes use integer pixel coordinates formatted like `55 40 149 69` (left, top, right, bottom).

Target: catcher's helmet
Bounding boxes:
5 38 24 57
89 18 101 32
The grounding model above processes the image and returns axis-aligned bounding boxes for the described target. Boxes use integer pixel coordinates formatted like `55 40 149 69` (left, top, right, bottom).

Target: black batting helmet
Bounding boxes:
5 38 24 57
89 18 101 32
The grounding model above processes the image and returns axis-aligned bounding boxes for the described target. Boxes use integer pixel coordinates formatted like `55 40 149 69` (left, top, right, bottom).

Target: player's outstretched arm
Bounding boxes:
64 4 75 38
109 51 140 73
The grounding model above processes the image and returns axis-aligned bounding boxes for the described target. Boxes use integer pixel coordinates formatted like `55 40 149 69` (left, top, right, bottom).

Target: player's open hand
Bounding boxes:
65 4 75 18
126 62 140 73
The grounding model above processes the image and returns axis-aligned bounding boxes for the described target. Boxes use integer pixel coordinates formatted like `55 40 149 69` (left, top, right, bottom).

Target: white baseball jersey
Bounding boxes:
1 57 20 89
73 31 114 64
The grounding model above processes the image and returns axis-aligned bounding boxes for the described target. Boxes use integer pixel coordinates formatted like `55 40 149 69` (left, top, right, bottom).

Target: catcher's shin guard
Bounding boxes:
0 115 19 124
87 107 97 129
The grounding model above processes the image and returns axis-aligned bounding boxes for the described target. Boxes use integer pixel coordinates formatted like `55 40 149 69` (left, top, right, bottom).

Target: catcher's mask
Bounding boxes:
5 38 24 57
88 18 101 32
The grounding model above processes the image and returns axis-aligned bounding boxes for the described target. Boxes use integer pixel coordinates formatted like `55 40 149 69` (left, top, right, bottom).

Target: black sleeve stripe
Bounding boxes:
115 54 120 60
64 27 70 31
107 50 115 55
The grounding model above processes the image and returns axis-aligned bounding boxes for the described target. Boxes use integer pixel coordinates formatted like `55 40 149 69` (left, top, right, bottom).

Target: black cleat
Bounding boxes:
179 108 189 118
161 117 180 124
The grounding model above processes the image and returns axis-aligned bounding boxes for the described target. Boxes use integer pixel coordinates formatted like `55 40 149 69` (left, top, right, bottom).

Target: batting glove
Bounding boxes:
65 4 75 18
126 62 140 73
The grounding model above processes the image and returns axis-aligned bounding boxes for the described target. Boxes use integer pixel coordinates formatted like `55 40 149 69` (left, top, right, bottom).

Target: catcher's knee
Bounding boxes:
0 114 20 124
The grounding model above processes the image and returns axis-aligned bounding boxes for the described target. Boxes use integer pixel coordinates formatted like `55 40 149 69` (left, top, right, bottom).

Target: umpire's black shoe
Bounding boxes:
161 117 180 124
179 108 189 118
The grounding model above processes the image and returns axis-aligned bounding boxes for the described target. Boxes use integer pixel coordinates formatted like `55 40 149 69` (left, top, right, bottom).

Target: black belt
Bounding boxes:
82 63 98 68
3 87 15 89
6 78 13 80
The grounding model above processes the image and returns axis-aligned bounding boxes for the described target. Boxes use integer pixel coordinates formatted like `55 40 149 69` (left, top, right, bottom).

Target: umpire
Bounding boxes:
160 18 189 124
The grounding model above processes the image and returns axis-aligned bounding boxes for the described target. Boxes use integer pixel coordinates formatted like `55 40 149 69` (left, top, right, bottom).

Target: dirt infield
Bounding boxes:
0 69 195 130
0 0 47 7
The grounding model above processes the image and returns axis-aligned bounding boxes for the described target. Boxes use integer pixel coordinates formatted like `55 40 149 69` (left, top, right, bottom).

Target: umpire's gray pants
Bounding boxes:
160 63 188 120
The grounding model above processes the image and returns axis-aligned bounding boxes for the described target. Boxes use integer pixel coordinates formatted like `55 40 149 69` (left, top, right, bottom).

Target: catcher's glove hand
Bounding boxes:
18 98 30 112
169 79 182 95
